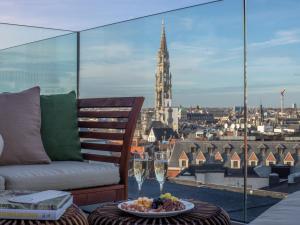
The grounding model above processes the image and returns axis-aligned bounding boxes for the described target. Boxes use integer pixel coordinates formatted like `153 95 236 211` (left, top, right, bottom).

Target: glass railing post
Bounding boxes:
243 0 248 222
77 31 80 97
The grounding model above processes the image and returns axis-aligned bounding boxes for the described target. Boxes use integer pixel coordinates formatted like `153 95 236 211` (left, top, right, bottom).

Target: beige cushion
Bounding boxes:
0 87 51 165
0 161 120 191
249 191 300 225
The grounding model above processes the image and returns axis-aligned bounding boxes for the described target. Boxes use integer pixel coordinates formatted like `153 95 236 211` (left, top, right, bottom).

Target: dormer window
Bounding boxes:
248 152 258 167
266 152 276 166
284 152 295 166
231 152 241 169
179 151 189 168
196 151 206 165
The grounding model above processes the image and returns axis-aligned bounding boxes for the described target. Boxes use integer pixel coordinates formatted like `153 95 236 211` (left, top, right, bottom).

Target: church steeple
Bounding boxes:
155 20 173 127
160 20 167 52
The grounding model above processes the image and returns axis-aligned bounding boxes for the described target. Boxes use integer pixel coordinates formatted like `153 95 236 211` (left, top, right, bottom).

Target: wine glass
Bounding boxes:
133 152 149 197
154 151 169 195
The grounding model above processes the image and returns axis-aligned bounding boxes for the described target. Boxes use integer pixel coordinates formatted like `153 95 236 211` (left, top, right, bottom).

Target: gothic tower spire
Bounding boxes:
155 20 173 127
160 19 167 52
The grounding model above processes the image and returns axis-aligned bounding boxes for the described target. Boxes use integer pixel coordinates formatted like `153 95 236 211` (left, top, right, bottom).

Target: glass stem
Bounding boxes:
159 182 164 195
138 182 142 197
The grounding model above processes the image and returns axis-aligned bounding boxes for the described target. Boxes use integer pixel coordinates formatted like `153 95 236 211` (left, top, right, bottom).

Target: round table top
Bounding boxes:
88 200 231 225
0 204 89 225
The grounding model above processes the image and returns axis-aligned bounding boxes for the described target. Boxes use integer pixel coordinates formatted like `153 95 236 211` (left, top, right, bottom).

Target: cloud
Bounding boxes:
251 29 300 49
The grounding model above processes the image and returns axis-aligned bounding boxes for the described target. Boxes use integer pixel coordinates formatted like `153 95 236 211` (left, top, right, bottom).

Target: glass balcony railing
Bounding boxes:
0 25 77 94
1 0 300 223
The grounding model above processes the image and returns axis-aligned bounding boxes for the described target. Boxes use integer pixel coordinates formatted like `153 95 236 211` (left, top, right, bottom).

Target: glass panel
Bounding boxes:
247 0 300 223
0 23 72 50
80 1 247 222
0 1 220 32
0 32 77 94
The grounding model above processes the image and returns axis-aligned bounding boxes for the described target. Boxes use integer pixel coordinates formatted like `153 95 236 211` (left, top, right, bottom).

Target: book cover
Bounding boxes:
0 191 71 210
0 197 73 220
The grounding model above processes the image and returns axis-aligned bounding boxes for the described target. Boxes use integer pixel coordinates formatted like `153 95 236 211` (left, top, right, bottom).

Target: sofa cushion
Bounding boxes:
0 161 120 191
0 87 51 165
40 91 83 161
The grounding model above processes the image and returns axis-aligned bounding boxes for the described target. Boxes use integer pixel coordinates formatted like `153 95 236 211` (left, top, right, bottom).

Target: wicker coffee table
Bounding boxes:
88 200 231 225
0 204 88 225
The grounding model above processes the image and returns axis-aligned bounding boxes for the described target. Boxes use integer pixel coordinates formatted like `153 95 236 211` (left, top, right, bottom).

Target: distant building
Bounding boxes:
154 20 178 131
148 127 177 143
178 107 188 121
257 125 274 133
140 109 155 139
186 112 214 123
168 140 300 177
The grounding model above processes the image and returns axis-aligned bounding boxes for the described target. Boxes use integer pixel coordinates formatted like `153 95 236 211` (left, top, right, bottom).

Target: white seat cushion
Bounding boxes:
0 161 120 191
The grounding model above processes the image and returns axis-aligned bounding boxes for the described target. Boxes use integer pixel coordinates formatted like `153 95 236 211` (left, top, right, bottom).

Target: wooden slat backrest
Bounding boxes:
77 97 144 188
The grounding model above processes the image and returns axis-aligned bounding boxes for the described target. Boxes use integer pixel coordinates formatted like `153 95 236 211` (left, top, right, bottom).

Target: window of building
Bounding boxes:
250 161 257 167
198 160 205 165
230 152 240 168
181 160 187 167
233 160 239 168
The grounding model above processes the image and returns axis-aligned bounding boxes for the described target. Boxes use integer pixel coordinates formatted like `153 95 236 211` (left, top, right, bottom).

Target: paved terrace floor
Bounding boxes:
128 178 281 223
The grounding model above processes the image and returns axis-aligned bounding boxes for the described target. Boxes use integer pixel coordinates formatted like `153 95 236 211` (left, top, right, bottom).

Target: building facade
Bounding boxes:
168 140 300 177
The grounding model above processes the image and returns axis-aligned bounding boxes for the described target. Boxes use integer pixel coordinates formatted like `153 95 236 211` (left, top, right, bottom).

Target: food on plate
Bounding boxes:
120 193 185 213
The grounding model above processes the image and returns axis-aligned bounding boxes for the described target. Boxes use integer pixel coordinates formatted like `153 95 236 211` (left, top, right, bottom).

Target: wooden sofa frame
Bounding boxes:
71 97 144 206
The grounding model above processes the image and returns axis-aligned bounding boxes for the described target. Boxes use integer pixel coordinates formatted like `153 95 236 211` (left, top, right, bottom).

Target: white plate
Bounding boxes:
118 200 194 218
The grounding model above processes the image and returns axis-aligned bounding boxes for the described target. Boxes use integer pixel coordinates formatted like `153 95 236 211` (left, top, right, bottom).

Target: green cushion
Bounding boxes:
40 91 83 161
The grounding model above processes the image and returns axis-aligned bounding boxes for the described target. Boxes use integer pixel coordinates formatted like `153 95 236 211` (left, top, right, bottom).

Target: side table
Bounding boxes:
0 204 88 225
88 200 231 225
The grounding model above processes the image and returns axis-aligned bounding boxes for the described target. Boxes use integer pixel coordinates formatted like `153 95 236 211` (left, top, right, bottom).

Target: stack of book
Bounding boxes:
0 190 73 220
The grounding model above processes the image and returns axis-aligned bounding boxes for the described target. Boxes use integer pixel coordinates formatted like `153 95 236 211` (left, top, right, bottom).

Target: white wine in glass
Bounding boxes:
133 152 149 196
154 152 168 194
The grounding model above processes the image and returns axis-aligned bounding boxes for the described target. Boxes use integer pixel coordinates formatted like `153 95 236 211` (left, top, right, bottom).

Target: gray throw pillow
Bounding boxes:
0 87 51 165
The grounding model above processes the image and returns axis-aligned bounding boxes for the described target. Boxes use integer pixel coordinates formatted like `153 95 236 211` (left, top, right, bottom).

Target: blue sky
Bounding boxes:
80 0 300 107
0 0 300 108
0 0 215 31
